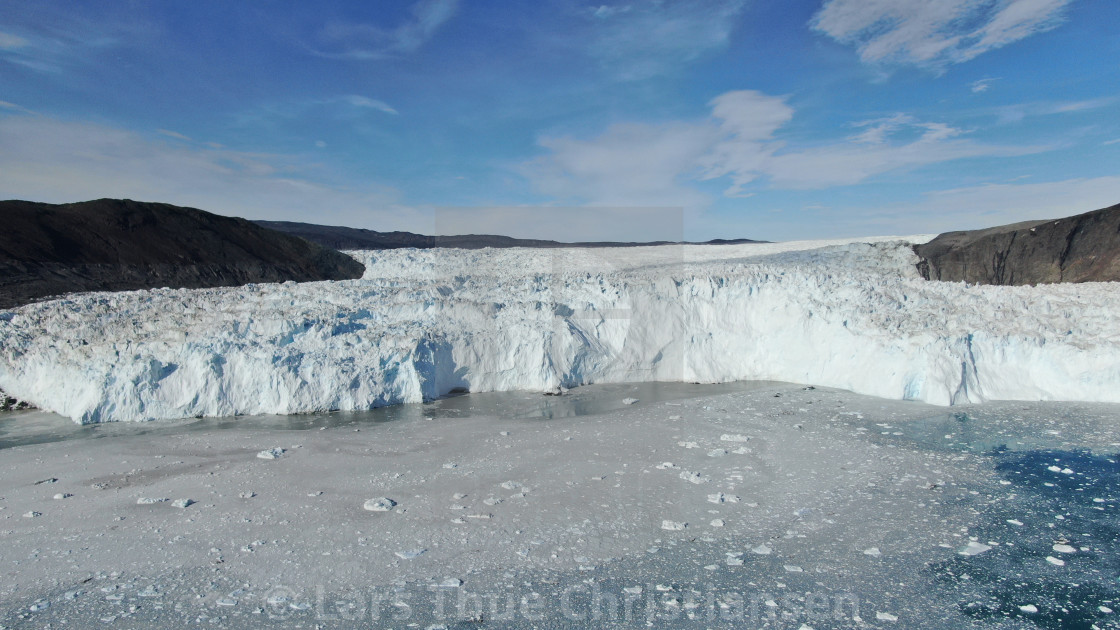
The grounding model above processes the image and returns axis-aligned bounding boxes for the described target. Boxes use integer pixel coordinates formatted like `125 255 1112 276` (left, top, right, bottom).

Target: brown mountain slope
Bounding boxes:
0 199 365 309
914 202 1120 285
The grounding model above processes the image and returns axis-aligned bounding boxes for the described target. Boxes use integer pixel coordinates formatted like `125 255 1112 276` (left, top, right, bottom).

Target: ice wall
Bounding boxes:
1 238 1118 423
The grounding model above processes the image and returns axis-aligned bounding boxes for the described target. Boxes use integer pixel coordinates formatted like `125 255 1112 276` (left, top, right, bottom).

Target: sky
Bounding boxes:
1 0 1118 242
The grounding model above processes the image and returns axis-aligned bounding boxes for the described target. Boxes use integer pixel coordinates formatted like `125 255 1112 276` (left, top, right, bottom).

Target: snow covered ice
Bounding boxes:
2 236 1120 423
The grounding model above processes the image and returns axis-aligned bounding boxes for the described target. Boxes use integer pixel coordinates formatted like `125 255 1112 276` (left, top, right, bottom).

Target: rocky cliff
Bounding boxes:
0 199 365 309
914 202 1120 285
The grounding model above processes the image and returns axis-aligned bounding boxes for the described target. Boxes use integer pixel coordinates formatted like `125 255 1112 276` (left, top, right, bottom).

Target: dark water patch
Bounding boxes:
930 449 1120 629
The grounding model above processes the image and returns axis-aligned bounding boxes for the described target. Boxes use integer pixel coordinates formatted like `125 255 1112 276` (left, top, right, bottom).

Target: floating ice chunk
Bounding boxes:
710 519 725 527
707 492 740 504
622 398 639 405
29 601 50 612
395 549 426 560
1052 543 1076 553
784 565 803 572
707 449 728 457
726 556 743 566
137 497 169 505
499 481 522 490
1019 604 1038 613
679 471 710 484
53 493 72 500
876 612 898 621
1045 556 1065 566
751 544 771 555
623 586 642 595
1006 519 1023 526
435 578 462 589
720 434 750 442
677 441 700 449
363 497 397 512
959 541 991 556
661 520 687 531
863 547 881 557
257 448 285 460
171 498 194 509
655 462 677 470
668 415 681 420
1100 606 1114 613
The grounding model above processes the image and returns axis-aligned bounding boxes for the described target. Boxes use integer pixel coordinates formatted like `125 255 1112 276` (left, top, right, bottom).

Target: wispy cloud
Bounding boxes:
971 78 997 93
524 120 719 208
156 128 192 141
524 88 1049 206
994 96 1115 124
341 95 399 115
811 0 1073 69
0 8 152 74
0 113 419 230
856 175 1120 234
0 31 29 50
0 99 38 116
311 0 460 59
585 0 748 80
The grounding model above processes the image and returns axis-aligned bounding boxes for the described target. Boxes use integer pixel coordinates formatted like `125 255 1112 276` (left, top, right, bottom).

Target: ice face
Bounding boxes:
1 237 1118 423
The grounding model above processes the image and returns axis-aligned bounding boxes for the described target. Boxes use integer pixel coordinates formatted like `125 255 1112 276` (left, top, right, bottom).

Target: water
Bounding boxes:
0 380 781 451
2 384 1119 628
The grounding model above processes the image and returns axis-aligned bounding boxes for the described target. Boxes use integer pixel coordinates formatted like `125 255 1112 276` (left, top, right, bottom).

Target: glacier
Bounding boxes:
1 236 1119 423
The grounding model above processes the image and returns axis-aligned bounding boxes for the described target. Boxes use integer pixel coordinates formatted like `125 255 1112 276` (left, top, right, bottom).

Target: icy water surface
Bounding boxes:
1 384 1118 629
0 380 779 450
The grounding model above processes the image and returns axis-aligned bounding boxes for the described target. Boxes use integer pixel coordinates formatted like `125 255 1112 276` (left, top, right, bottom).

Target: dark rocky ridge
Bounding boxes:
254 219 765 250
0 199 365 309
914 202 1120 285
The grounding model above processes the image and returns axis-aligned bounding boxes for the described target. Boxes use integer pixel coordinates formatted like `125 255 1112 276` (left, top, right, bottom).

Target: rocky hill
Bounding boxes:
0 199 365 309
254 220 764 250
914 202 1120 285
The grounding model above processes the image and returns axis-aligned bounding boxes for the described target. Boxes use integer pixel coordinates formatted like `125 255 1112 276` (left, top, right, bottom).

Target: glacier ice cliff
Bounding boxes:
1 237 1118 423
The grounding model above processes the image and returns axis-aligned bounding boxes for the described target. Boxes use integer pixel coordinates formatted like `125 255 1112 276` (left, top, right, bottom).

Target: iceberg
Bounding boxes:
1 236 1118 423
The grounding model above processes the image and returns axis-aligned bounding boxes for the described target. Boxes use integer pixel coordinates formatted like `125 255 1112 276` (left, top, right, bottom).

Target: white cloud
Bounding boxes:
971 78 996 93
343 95 399 115
811 0 1073 68
525 88 1049 205
854 176 1120 234
156 128 192 141
0 114 422 231
994 96 1115 124
586 0 748 80
525 120 720 208
0 31 29 50
313 0 460 59
698 90 793 195
762 117 1040 189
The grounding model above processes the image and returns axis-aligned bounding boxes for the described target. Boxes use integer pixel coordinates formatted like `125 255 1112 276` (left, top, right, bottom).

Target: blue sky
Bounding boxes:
1 0 1118 241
